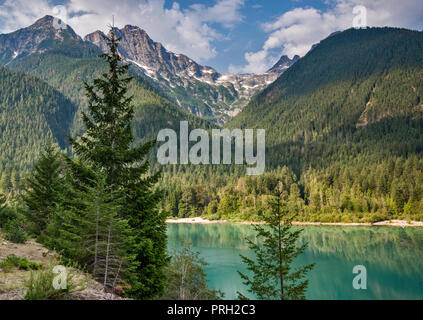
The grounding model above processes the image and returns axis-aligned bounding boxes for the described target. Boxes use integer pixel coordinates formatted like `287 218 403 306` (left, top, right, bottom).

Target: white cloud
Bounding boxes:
231 0 423 74
0 0 245 63
0 0 53 33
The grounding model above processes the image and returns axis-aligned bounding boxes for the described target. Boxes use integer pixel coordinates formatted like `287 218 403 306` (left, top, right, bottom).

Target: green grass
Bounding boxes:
0 255 43 272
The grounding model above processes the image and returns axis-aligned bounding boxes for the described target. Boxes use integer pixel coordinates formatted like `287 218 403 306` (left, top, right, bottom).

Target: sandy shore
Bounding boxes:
166 217 227 224
166 217 423 227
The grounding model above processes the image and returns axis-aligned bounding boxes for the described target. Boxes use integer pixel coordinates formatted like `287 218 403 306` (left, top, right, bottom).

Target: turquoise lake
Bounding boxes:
167 223 423 300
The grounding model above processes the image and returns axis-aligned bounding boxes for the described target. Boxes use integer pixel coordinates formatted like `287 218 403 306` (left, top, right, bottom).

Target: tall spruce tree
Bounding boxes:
21 142 63 237
237 182 314 300
69 26 167 299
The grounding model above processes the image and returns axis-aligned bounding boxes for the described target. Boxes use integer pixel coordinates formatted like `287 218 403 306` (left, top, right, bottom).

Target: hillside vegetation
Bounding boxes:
1 27 423 223
161 28 423 222
0 36 212 194
0 67 76 188
228 27 423 170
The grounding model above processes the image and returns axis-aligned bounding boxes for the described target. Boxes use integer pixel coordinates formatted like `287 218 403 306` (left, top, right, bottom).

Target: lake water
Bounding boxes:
167 223 423 300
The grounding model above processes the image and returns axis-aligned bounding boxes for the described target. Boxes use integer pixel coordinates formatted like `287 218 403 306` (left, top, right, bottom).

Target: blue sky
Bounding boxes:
162 0 325 71
1 0 423 73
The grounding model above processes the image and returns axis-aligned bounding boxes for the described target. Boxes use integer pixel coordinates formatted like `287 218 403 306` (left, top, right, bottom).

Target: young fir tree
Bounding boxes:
53 168 132 292
0 171 12 195
0 192 7 224
68 26 167 299
237 182 314 300
21 142 63 237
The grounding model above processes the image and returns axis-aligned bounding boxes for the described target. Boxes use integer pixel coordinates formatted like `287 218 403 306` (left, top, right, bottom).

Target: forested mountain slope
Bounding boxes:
228 27 423 172
180 27 423 222
0 67 76 180
0 16 213 192
8 52 212 142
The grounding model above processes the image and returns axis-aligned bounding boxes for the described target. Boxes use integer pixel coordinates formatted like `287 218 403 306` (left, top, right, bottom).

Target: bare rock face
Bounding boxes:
83 30 108 53
0 15 82 65
85 25 298 123
268 55 300 74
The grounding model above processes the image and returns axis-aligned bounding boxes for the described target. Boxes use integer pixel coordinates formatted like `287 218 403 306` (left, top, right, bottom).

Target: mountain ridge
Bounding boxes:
83 24 297 122
0 15 298 123
228 27 423 171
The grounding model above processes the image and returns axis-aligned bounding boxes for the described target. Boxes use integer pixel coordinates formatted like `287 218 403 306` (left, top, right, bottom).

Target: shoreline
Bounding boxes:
166 217 423 227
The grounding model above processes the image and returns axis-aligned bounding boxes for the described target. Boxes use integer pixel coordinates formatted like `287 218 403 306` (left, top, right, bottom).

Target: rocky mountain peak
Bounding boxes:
268 55 300 73
84 24 299 122
30 15 55 28
85 25 198 76
83 30 107 52
26 15 80 39
0 15 81 65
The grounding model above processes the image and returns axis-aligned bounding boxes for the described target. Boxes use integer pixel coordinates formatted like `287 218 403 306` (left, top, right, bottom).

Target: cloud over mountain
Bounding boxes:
230 0 423 73
0 0 245 63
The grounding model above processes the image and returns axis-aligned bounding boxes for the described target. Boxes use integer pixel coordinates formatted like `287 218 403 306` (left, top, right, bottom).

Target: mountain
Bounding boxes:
228 27 423 172
1 17 423 221
0 16 213 180
84 26 298 123
0 16 297 124
0 16 99 65
268 54 299 73
193 27 423 222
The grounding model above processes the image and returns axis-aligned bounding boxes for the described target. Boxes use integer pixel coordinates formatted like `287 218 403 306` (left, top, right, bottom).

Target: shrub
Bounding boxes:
24 263 84 300
3 219 27 243
18 259 43 271
0 256 17 272
364 212 389 223
0 206 17 228
0 255 42 272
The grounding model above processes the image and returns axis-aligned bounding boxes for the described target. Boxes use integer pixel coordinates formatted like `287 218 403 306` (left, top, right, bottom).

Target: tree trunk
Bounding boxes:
103 224 112 290
93 196 100 276
277 197 284 300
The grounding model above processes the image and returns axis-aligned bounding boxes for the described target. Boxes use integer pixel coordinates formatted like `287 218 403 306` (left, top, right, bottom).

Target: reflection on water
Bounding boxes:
167 223 423 300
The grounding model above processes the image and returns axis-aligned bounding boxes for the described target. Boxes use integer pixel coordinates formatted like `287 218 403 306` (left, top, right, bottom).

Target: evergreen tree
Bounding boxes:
0 172 12 195
53 168 132 292
21 142 63 236
68 26 167 299
0 192 18 230
0 192 5 206
237 182 314 300
0 192 6 224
